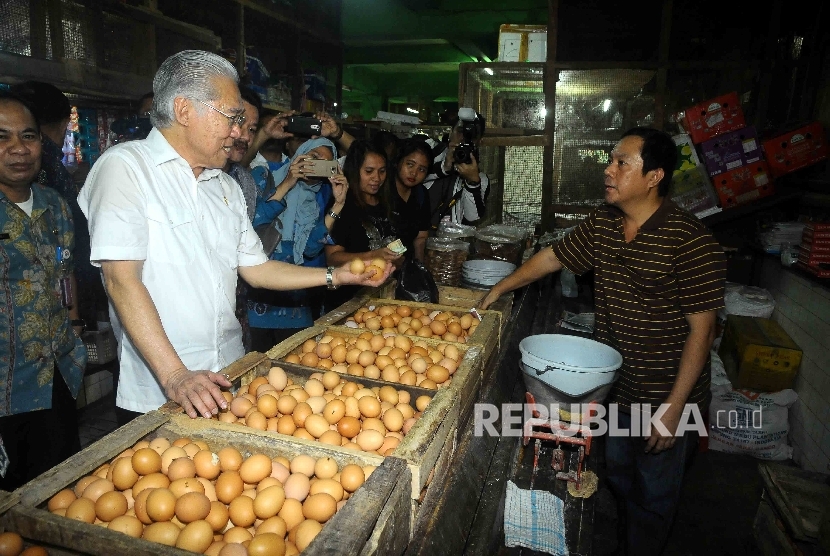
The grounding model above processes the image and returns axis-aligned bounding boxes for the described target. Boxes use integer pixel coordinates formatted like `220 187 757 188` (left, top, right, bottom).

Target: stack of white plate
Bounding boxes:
461 259 516 289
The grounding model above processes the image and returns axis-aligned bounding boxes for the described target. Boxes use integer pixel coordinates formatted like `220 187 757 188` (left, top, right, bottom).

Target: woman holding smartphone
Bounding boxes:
247 137 347 352
325 140 402 307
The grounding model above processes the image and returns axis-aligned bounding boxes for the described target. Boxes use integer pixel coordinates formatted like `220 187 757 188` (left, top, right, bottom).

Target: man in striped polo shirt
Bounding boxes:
481 127 726 555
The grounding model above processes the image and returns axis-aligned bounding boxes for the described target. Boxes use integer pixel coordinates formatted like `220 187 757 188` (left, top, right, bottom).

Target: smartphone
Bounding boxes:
306 159 339 178
284 116 322 136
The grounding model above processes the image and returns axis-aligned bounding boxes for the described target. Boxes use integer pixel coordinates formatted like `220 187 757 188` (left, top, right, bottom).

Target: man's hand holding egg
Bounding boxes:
336 258 393 288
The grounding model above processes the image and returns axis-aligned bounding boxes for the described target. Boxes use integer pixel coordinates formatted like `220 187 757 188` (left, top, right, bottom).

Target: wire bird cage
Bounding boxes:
460 64 657 231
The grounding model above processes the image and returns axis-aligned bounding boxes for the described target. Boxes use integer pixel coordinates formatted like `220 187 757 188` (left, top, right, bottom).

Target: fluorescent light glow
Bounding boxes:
406 107 419 114
333 102 338 107
540 108 547 117
603 99 611 112
484 67 494 75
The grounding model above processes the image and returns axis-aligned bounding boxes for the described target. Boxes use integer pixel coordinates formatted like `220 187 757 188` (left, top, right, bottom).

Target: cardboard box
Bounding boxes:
670 134 720 216
762 122 829 177
679 92 746 144
498 24 547 62
712 161 774 209
718 315 802 392
700 126 762 176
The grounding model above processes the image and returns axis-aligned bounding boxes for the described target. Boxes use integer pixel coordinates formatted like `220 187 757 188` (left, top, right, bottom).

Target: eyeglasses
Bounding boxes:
195 99 246 129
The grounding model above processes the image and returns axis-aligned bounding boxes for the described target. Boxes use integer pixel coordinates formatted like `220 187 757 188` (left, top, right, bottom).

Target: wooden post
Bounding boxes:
541 0 559 231
653 0 673 130
45 0 64 60
334 0 343 113
754 0 782 131
236 3 245 77
28 0 48 59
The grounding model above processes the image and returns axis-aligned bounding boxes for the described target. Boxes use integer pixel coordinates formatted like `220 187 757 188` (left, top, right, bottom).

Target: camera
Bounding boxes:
284 116 322 137
452 107 483 165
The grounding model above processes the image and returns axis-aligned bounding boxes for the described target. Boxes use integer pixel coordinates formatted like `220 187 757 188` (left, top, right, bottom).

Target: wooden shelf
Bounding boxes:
702 191 803 227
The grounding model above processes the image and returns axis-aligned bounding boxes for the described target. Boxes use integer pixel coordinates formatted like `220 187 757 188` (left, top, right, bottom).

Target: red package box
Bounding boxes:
798 246 830 265
712 161 774 209
679 92 746 144
700 126 762 175
762 122 829 177
796 261 830 279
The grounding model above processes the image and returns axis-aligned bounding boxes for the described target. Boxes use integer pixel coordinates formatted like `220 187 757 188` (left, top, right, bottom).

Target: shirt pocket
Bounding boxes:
624 263 677 302
213 215 240 271
145 204 196 265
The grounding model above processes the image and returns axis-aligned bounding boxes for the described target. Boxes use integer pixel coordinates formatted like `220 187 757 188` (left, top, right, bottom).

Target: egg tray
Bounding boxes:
259 326 480 500
314 295 502 363
7 411 412 556
433 285 514 330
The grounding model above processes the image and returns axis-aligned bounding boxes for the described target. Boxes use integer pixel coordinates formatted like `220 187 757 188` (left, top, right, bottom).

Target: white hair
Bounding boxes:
150 50 239 128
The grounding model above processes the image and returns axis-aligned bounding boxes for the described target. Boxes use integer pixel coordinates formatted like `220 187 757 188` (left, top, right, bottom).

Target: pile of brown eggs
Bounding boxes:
47 436 376 555
343 305 479 343
283 331 463 388
0 532 47 556
213 367 431 456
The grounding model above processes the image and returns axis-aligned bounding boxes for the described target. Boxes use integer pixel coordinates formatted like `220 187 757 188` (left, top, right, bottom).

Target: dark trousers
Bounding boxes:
606 410 696 556
250 327 304 354
0 373 81 491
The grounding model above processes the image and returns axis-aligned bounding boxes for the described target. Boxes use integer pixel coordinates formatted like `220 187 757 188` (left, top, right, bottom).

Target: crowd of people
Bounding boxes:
0 49 489 490
1 48 726 556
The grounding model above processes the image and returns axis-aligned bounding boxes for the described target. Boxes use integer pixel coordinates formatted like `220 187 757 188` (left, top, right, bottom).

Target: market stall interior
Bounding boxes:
3 0 830 554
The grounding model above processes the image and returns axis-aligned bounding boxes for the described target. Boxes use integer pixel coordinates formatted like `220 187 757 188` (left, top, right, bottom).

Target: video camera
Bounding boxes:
452 107 484 165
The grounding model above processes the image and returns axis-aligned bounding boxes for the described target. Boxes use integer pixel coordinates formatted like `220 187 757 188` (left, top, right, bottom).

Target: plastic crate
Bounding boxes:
82 328 117 365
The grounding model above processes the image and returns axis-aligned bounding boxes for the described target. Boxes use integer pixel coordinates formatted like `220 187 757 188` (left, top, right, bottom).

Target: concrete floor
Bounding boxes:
77 392 767 555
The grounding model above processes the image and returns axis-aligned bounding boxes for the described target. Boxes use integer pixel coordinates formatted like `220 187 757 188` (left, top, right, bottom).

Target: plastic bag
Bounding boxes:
395 257 439 303
437 221 476 242
425 237 469 286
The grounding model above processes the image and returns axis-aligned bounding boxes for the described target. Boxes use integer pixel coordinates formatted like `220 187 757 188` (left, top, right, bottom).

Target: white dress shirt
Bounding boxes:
79 128 268 413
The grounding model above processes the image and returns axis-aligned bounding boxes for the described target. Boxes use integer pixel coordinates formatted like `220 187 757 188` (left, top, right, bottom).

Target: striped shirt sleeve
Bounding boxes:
675 227 727 315
551 212 596 276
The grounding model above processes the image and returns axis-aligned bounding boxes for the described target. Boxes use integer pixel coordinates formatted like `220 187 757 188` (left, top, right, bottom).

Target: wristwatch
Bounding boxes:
327 210 340 220
326 266 338 290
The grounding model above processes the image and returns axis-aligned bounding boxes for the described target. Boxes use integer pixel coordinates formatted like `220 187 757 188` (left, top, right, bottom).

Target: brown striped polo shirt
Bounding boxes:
551 198 726 410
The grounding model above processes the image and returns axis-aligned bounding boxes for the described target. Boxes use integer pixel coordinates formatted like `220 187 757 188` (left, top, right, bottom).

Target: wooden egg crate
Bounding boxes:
434 285 513 330
315 295 502 363
214 349 469 501
7 410 411 556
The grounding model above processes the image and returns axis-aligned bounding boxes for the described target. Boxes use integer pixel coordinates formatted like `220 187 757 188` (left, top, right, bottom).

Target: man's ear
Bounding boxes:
647 168 664 191
173 97 191 127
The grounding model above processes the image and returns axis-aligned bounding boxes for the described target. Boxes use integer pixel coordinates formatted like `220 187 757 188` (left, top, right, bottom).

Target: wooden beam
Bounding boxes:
232 0 340 46
653 0 673 130
28 0 48 59
541 0 559 231
480 135 548 147
0 52 152 101
754 0 782 130
117 4 220 50
45 0 64 60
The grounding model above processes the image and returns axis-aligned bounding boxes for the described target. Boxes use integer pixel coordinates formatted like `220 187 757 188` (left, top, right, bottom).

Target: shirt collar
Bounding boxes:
605 196 675 232
145 127 223 181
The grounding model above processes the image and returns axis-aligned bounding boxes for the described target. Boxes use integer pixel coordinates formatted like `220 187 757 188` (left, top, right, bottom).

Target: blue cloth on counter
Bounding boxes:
504 480 568 556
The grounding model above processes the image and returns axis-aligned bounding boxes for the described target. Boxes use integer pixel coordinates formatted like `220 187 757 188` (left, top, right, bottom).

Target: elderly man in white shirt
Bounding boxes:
79 50 388 422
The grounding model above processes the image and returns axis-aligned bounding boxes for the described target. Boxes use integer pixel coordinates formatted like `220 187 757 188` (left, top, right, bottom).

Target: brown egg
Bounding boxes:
276 395 298 416
130 448 161 476
247 533 286 556
292 402 313 428
218 447 243 472
283 473 311 502
265 366 286 390
382 408 405 432
239 454 272 485
415 395 431 412
65 497 97 523
247 376 268 397
175 520 214 553
330 345 348 364
81 478 115 503
276 415 297 435
223 526 254 545
132 488 153 524
398 370 416 385
48 488 77 511
169 477 205 498
339 465 365 492
277 498 305 532
0 532 23 556
197 478 217 502
174 491 211 523
302 492 337 523
427 365 450 384
95 490 128 522
253 484 286 520
215 471 244 504
337 416 361 439
355 429 384 452
309 478 344 502
301 339 317 353
228 496 256 528
254 394 278 419
300 352 319 368
397 403 415 420
146 488 177 522
295 519 323 552
108 514 143 538
246 411 268 431
284 354 301 364
166 457 197 481
193 451 222 480
357 396 381 418
142 521 180 546
293 428 315 441
205 500 230 532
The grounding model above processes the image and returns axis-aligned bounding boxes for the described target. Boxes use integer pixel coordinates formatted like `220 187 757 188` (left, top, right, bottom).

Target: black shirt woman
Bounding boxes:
390 139 432 262
326 140 403 308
